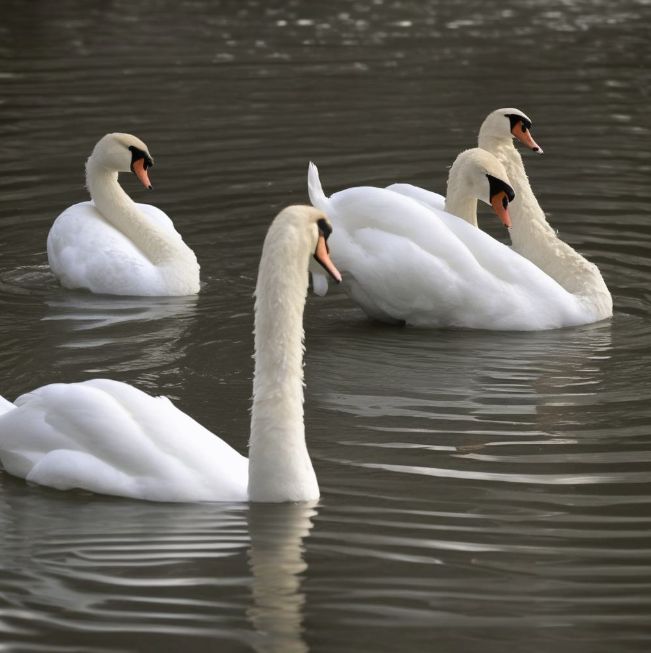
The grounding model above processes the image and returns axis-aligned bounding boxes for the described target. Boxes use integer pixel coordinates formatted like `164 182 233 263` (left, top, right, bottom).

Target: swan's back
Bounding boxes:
0 379 248 502
47 201 196 296
385 183 446 212
326 186 593 330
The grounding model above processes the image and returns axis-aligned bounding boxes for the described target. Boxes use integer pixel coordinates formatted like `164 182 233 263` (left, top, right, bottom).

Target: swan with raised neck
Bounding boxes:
1 206 340 502
47 132 200 296
477 108 612 320
249 205 340 501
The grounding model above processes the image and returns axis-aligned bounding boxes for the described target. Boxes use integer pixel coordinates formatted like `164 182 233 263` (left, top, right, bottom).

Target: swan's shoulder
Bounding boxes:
135 202 178 235
0 380 248 501
50 200 176 235
51 200 101 226
330 186 442 235
330 185 480 248
386 183 446 212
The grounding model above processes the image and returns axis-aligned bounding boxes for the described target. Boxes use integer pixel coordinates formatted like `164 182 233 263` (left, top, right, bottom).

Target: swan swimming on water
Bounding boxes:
47 133 200 296
0 205 341 502
308 150 600 330
382 107 612 325
309 107 612 329
476 107 612 321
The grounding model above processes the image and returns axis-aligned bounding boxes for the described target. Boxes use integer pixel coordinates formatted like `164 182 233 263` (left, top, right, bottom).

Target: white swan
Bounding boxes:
0 205 341 502
47 133 200 296
478 107 612 320
308 150 595 330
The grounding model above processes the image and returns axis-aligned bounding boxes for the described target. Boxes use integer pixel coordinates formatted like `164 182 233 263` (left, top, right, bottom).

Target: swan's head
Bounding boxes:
479 108 543 154
90 133 155 189
269 206 342 283
449 148 515 228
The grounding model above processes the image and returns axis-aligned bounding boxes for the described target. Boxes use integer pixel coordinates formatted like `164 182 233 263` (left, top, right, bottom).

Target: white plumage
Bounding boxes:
47 133 200 296
477 108 612 321
1 206 337 502
308 156 598 330
0 379 248 501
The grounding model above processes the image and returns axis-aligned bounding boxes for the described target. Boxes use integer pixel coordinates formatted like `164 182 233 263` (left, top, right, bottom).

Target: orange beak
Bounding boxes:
314 235 342 283
131 157 152 189
512 124 543 154
490 191 512 228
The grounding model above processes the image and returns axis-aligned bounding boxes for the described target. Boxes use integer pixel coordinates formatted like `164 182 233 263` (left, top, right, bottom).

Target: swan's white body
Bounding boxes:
308 157 596 330
0 379 248 501
384 184 445 214
477 108 612 321
47 133 200 296
0 206 328 502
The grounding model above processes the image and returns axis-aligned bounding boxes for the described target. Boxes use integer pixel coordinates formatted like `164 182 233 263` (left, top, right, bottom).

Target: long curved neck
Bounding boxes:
86 158 180 264
478 135 551 231
479 137 612 318
248 223 319 502
444 171 478 227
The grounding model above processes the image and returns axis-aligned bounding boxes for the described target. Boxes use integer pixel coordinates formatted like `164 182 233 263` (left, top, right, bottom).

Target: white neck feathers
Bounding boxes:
479 136 612 319
85 157 182 264
248 214 319 502
444 170 478 227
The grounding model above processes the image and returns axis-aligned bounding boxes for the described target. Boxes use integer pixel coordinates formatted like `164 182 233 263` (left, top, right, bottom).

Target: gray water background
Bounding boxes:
1 0 651 651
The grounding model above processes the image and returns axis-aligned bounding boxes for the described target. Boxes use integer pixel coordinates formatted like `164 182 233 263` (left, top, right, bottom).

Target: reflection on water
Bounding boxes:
0 478 315 653
1 0 651 651
43 292 199 334
247 504 315 653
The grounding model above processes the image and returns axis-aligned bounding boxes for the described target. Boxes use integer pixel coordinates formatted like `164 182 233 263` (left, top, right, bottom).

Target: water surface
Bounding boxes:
1 1 651 651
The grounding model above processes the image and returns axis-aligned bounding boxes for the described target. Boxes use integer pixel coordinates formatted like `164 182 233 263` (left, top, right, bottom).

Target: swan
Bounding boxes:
47 133 200 296
477 108 612 320
307 150 596 330
0 205 341 502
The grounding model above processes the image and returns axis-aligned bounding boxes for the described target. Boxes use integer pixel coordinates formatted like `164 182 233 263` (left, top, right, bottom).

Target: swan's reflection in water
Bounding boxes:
247 503 316 653
0 476 316 652
43 290 199 333
36 291 200 393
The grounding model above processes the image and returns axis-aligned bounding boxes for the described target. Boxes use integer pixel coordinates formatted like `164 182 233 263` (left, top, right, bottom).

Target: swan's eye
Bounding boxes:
317 218 332 241
128 145 154 169
506 114 533 134
486 174 515 203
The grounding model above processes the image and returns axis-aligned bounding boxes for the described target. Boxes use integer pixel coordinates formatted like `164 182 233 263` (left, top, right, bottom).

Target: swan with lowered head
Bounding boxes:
0 205 341 502
47 133 200 296
308 149 595 330
478 108 612 321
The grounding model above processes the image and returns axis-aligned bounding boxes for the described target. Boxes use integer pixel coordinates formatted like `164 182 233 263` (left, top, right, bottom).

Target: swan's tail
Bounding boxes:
0 395 14 416
307 162 330 214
